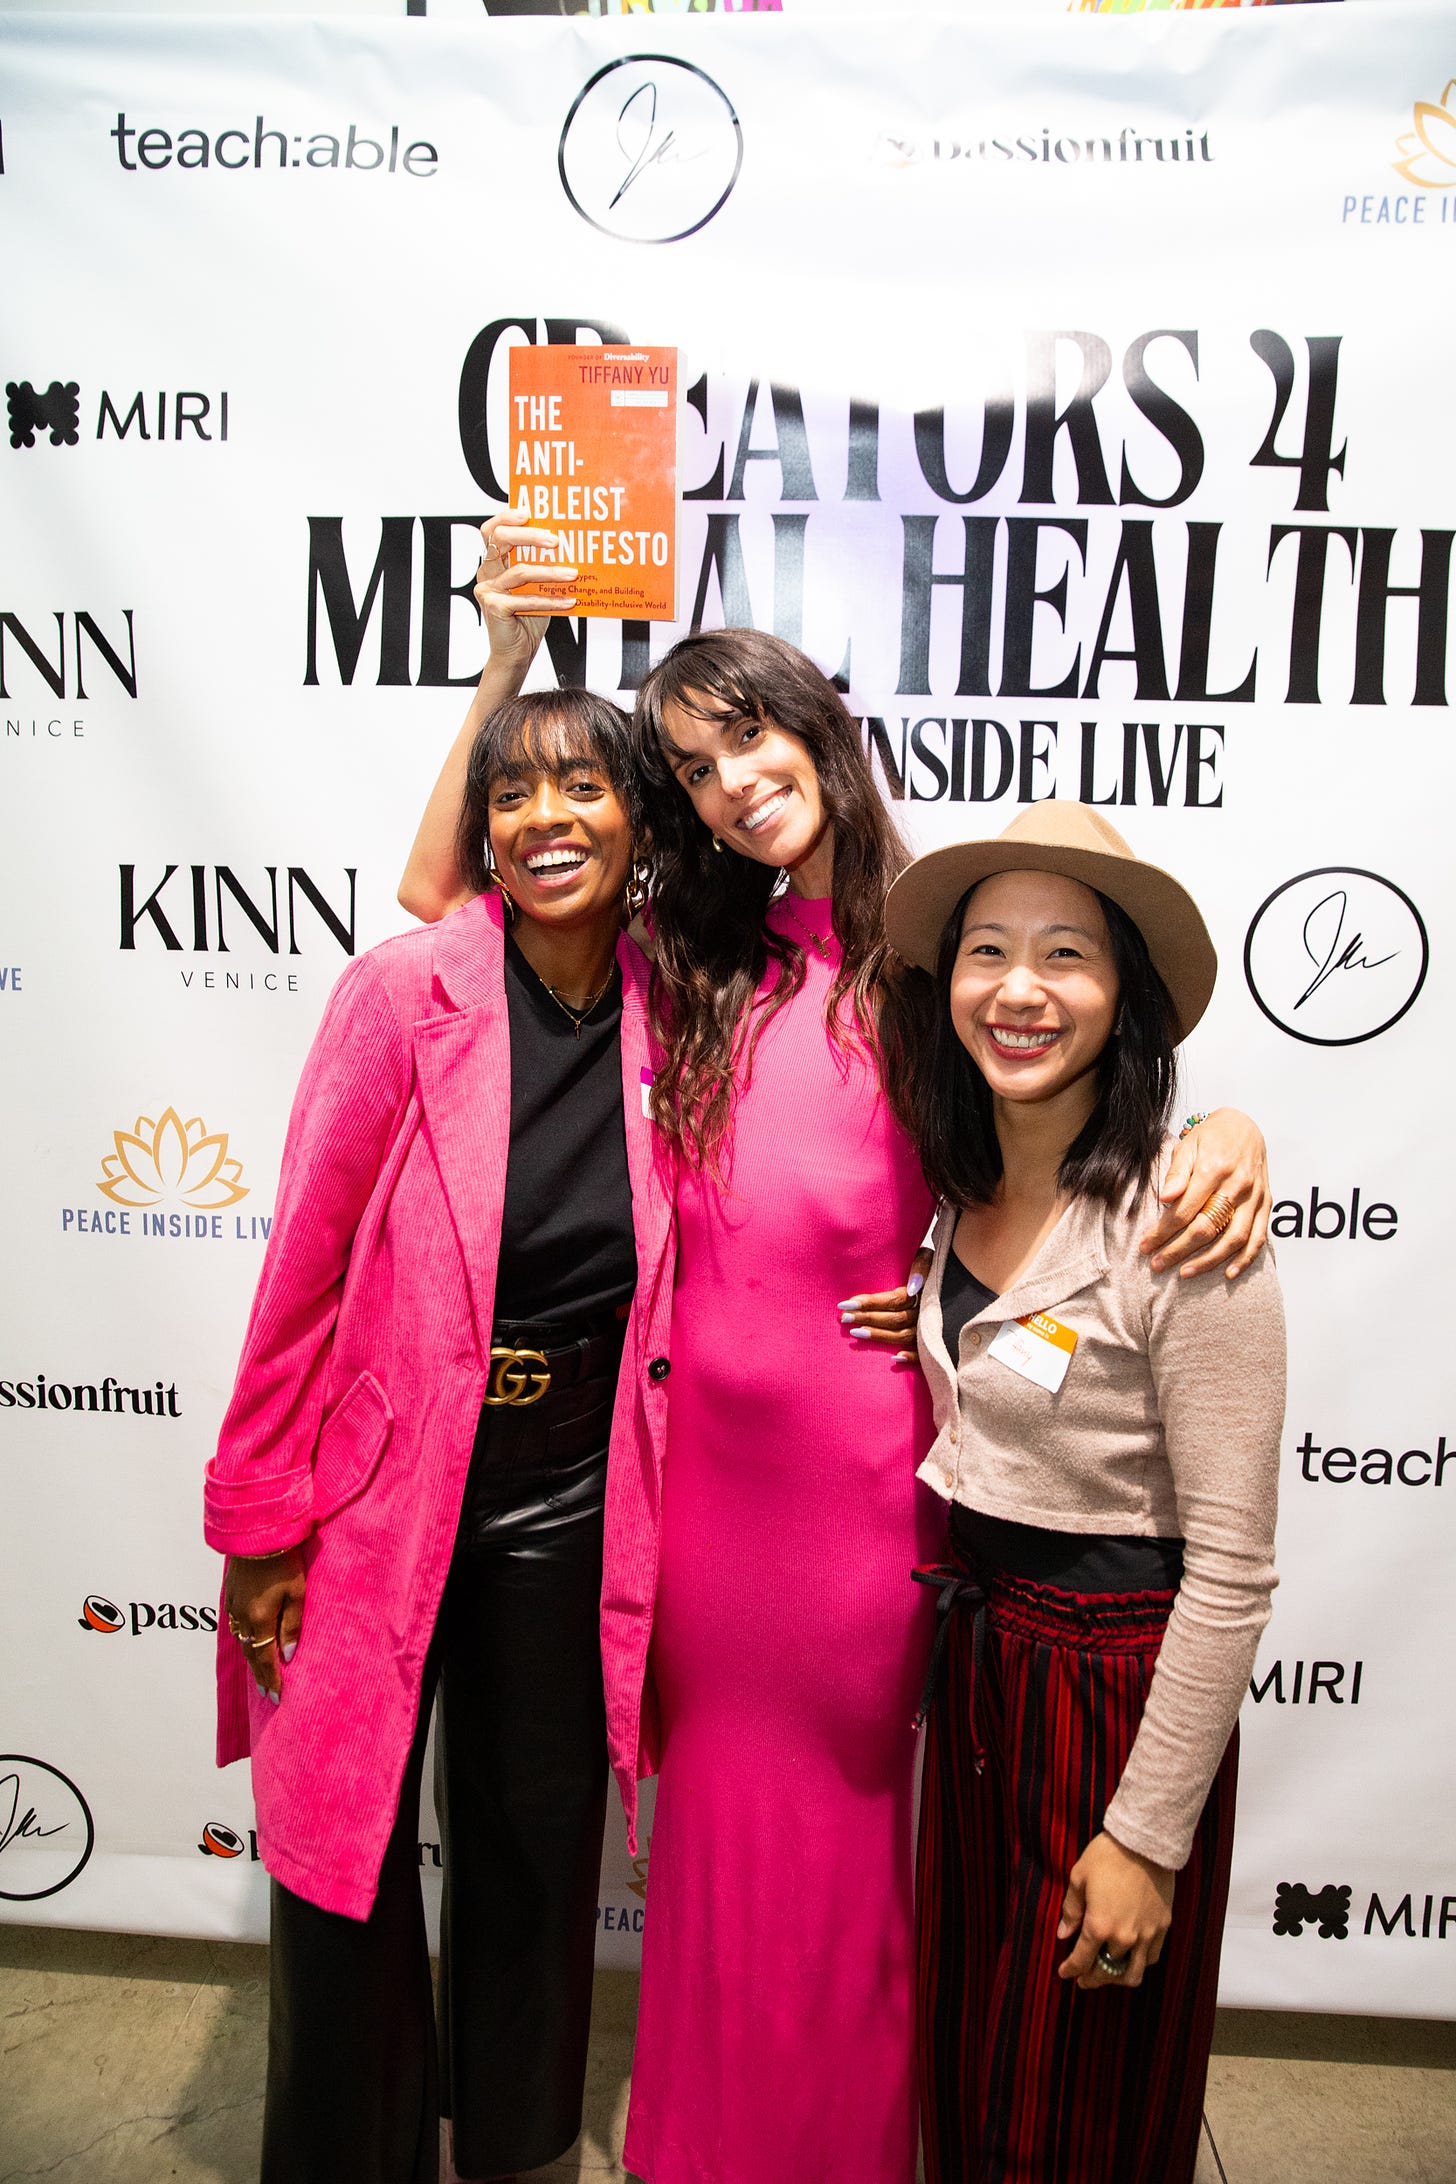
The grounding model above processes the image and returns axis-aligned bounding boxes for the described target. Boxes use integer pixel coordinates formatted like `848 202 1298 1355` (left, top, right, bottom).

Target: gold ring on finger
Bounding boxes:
1201 1192 1237 1238
244 1633 276 1650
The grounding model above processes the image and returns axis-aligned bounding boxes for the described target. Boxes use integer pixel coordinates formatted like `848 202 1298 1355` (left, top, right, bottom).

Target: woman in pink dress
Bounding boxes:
401 533 1274 2184
617 632 940 2184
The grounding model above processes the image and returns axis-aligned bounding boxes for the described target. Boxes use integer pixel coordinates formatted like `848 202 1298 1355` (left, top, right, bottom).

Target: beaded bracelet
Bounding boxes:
1178 1112 1209 1139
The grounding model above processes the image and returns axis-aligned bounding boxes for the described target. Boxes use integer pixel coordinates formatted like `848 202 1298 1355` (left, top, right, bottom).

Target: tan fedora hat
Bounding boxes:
883 804 1217 1040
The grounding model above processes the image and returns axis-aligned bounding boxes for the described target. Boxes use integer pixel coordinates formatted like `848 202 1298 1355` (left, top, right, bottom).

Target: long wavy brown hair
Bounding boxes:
632 628 918 1172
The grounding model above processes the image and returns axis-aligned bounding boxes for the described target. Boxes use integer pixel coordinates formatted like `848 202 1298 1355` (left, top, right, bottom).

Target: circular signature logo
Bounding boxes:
0 1757 95 1901
558 55 743 245
1244 869 1428 1046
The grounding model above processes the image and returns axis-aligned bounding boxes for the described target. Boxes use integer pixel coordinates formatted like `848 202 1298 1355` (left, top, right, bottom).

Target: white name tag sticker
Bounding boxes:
988 1311 1077 1394
640 1067 655 1119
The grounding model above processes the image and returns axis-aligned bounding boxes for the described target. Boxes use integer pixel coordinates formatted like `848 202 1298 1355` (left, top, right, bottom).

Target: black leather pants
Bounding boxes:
260 1320 621 2184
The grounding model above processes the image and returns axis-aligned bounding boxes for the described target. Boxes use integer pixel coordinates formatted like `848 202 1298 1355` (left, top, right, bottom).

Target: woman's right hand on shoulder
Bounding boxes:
224 1548 307 1706
475 504 578 676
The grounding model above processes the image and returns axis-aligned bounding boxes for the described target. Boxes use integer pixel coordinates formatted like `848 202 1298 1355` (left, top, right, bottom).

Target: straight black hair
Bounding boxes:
455 688 641 896
900 882 1179 1210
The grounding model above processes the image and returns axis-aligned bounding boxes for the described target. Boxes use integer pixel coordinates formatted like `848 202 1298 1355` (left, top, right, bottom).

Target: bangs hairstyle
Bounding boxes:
632 627 910 1171
455 688 641 896
903 881 1179 1210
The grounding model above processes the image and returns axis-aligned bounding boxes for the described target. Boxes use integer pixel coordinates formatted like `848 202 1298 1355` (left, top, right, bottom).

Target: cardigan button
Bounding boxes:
648 1356 671 1382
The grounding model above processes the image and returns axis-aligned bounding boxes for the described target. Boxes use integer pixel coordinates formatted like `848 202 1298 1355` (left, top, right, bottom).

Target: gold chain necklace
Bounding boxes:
779 896 831 961
537 962 618 1038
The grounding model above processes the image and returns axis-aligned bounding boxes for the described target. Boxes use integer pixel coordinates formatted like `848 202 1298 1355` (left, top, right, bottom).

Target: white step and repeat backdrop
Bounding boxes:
2 6 1452 2015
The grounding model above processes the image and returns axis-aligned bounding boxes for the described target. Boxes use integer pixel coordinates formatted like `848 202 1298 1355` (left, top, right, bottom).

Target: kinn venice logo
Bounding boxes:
98 1108 247 1211
1392 78 1456 189
1244 869 1428 1047
558 56 742 245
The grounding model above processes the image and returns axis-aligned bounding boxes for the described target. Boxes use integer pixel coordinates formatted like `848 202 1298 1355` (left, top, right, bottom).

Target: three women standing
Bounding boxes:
393 520 1270 2183
211 498 1274 2181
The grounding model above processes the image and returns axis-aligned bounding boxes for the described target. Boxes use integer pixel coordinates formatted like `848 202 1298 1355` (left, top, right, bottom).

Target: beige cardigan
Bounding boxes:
917 1157 1285 1871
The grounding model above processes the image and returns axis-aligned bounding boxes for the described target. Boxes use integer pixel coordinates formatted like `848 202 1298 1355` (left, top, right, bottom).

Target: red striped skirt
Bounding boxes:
916 1532 1237 2184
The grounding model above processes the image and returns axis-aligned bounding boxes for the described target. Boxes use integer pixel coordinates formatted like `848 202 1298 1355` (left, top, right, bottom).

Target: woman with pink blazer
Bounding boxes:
206 690 676 2184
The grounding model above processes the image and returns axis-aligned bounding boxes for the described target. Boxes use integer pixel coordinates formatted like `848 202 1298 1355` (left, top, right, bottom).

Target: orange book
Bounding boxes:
507 344 678 620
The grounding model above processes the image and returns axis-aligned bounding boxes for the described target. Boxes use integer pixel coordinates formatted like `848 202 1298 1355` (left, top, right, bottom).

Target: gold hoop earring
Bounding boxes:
485 849 516 922
712 837 723 855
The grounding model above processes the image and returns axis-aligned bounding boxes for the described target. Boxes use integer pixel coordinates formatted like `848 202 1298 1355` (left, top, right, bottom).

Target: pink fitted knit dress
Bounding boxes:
623 894 940 2184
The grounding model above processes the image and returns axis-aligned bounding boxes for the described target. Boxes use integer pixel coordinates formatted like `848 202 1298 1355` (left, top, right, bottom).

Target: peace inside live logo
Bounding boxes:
1244 869 1428 1047
558 56 743 245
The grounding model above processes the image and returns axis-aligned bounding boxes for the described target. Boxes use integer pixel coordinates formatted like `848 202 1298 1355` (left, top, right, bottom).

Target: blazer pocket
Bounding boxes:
309 1370 393 1524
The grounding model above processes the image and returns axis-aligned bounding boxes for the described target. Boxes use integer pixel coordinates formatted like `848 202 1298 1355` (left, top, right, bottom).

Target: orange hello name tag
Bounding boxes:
987 1310 1077 1394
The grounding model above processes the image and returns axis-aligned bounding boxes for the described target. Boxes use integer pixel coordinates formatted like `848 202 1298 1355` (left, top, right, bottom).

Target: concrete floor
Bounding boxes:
1 1926 1452 2182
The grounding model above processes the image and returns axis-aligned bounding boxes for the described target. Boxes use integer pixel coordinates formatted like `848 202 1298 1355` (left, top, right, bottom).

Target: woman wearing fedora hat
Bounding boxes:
884 805 1284 2184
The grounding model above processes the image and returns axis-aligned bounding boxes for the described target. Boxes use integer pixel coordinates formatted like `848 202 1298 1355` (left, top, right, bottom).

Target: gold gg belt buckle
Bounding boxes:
484 1345 552 1408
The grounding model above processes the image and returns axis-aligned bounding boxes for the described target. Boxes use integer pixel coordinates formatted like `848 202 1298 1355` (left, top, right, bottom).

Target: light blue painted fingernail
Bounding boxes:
907 1273 925 1297
267 1689 280 1707
849 1327 871 1341
835 1299 857 1312
281 1642 296 1664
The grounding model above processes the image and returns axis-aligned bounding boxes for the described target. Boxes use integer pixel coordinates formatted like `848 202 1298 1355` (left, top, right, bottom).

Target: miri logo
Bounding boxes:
7 379 229 451
1274 1881 1456 1943
60 1107 272 1243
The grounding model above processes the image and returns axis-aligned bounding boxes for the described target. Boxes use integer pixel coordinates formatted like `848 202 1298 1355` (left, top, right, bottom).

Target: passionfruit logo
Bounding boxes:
1392 78 1456 188
98 1108 248 1210
78 1595 124 1634
199 1822 246 1859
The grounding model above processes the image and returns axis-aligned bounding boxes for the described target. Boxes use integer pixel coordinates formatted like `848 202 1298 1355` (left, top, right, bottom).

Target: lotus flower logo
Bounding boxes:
1392 79 1456 188
98 1108 248 1210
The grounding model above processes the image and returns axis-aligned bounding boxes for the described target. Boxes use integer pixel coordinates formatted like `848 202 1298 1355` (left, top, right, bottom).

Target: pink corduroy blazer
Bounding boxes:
204 889 676 1920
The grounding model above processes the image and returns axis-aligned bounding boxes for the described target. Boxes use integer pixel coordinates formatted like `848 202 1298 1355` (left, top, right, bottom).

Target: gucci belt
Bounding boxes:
483 1345 551 1408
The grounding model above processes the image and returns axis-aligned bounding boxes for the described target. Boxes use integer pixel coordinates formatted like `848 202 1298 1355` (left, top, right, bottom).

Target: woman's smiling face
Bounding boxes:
949 869 1120 1108
486 735 634 931
660 694 829 877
